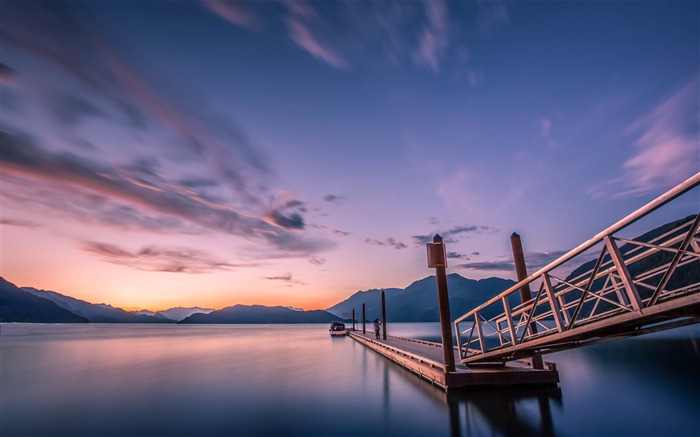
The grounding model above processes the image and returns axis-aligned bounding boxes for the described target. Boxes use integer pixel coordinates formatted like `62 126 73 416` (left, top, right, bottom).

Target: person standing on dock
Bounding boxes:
373 319 381 339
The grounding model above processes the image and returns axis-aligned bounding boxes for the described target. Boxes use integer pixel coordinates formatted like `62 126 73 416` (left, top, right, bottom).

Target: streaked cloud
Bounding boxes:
365 237 408 250
202 0 260 30
456 250 567 272
412 225 499 246
457 260 513 272
200 0 505 76
412 1 449 73
0 62 19 85
284 8 349 69
0 218 41 229
84 241 243 274
264 272 306 286
1 130 334 256
588 79 699 199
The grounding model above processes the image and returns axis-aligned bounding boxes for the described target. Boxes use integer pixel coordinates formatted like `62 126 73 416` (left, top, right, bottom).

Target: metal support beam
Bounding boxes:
604 235 643 312
542 273 565 333
648 214 700 306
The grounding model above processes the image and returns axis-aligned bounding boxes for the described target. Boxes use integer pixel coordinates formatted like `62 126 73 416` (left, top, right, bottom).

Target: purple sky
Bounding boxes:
1 1 698 310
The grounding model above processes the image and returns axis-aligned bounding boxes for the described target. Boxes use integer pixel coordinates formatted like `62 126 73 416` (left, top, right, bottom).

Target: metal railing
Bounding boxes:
454 173 700 364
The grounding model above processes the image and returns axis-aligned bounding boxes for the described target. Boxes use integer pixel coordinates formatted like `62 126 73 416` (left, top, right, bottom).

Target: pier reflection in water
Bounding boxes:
374 342 562 437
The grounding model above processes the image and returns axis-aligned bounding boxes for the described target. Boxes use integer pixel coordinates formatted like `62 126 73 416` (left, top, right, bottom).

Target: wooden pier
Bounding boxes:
348 331 559 392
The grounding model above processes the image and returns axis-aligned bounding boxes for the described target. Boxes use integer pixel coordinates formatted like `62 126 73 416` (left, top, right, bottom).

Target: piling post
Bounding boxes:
510 232 544 370
427 234 456 373
381 290 387 340
362 303 366 334
352 308 356 331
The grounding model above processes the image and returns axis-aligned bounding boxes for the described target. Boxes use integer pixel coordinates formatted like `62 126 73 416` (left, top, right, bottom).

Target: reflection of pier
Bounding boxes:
369 341 562 437
447 386 562 437
348 332 558 391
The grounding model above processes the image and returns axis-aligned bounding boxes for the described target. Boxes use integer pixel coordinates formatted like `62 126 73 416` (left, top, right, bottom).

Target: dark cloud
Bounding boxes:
265 199 308 230
456 261 514 271
333 229 351 236
308 256 325 265
83 241 243 274
323 194 343 203
0 62 18 85
456 250 568 272
268 209 305 229
447 251 469 260
411 224 499 246
50 94 106 125
365 237 408 250
0 218 41 229
264 272 306 285
524 250 568 269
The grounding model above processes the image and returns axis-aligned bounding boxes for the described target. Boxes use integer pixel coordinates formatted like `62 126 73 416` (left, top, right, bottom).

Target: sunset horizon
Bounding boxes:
2 1 698 316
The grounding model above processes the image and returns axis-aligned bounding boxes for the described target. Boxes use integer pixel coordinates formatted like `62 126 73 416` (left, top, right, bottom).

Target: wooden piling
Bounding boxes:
510 232 544 370
431 234 456 372
362 303 366 334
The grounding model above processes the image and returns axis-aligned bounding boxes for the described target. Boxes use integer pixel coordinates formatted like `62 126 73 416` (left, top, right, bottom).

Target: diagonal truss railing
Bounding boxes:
454 173 700 365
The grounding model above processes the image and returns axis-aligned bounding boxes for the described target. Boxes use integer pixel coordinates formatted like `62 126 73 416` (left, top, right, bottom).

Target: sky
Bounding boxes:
1 0 698 312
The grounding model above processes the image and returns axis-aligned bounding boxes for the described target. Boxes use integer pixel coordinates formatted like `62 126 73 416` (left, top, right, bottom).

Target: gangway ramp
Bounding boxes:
454 173 700 365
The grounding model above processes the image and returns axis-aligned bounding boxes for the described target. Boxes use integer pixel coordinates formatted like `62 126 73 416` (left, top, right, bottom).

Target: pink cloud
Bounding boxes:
202 0 259 30
412 1 449 73
589 79 699 199
285 16 348 69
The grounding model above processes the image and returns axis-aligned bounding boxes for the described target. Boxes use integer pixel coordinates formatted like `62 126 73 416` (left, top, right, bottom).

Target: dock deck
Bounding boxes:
348 331 559 392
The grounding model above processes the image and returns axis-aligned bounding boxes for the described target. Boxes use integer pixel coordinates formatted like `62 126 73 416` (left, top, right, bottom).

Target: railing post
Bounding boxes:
501 296 517 346
474 311 486 354
542 273 564 333
604 235 643 312
510 233 544 369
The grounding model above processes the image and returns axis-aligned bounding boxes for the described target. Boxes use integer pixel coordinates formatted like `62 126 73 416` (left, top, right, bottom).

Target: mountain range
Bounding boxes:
179 305 342 324
2 215 696 324
326 275 517 322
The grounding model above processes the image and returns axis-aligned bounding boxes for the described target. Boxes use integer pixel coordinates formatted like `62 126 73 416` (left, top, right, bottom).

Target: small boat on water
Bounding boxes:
329 321 347 336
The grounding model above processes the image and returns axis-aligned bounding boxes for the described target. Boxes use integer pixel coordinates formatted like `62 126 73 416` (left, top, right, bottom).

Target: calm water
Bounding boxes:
1 323 698 437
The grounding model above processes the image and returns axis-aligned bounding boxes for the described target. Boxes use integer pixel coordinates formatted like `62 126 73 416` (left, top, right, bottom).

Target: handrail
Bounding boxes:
454 172 700 325
454 172 700 364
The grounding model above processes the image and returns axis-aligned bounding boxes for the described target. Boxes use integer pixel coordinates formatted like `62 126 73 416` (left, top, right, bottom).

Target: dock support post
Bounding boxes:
352 308 356 331
510 232 544 370
381 290 387 340
362 303 366 334
428 234 456 373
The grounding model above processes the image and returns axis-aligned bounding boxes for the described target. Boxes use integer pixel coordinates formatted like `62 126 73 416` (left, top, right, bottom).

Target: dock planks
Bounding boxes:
348 331 559 392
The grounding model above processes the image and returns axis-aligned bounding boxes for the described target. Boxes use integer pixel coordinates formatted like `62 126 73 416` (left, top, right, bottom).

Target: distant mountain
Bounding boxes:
327 274 518 322
22 287 173 323
158 307 214 321
0 278 88 323
179 304 342 324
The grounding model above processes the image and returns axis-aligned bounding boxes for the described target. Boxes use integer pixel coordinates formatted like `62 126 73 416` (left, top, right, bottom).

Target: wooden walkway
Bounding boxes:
348 331 559 392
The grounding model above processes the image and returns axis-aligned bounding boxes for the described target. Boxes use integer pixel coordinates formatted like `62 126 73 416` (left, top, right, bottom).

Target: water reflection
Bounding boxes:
370 331 562 437
446 386 561 437
1 323 698 437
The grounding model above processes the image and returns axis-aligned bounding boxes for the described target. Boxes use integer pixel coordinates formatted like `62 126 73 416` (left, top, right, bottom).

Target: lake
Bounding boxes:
1 323 698 436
